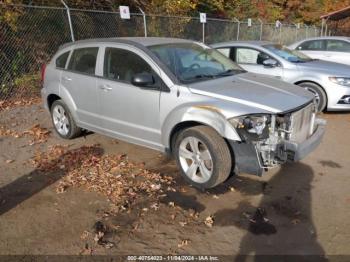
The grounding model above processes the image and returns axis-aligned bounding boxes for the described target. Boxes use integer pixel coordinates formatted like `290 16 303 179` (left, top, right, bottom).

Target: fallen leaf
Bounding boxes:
291 218 300 225
177 239 190 248
150 184 161 191
80 230 90 240
205 215 214 227
179 221 187 227
150 203 159 211
56 183 67 194
94 231 104 243
101 241 114 249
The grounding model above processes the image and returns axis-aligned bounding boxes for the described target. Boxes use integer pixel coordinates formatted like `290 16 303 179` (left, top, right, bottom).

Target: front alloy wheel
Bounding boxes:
174 126 232 189
178 136 213 184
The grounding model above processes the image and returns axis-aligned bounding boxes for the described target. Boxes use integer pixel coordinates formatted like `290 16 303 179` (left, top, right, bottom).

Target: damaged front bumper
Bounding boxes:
283 118 326 161
229 118 326 176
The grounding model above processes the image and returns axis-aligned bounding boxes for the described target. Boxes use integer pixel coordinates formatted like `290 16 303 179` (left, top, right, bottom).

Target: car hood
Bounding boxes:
296 59 350 74
188 72 314 114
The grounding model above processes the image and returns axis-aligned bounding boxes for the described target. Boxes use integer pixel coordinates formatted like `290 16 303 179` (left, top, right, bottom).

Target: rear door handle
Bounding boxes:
63 76 72 81
99 84 112 91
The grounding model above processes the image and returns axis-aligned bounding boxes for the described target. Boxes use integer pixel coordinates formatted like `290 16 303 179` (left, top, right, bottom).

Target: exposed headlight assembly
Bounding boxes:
329 77 350 87
229 114 270 141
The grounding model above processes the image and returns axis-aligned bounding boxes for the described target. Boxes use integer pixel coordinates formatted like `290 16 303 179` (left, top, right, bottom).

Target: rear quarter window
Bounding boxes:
55 51 70 69
67 47 98 75
326 40 350 52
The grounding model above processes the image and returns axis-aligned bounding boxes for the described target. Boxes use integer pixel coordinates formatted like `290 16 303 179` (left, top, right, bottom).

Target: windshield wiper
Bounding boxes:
291 59 307 63
215 69 235 76
194 74 215 79
214 69 245 77
183 74 215 82
182 70 245 83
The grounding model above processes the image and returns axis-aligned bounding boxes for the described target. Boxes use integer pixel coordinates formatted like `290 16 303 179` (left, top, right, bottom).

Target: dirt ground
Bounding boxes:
0 103 350 259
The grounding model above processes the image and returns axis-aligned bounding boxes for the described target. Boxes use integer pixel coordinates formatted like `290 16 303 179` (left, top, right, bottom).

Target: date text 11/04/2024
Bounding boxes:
127 255 219 261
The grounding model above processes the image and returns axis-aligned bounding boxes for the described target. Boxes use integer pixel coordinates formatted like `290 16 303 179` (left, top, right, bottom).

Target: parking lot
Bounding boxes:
0 102 350 257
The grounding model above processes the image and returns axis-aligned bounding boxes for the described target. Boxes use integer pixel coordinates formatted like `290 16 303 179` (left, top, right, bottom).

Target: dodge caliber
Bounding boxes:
41 37 326 189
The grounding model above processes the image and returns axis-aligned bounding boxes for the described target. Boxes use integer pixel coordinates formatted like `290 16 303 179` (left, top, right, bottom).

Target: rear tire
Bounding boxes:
297 82 327 112
174 126 232 189
50 100 81 139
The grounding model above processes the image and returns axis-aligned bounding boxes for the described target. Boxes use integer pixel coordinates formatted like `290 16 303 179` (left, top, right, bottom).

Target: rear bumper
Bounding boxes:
228 118 326 176
41 88 49 111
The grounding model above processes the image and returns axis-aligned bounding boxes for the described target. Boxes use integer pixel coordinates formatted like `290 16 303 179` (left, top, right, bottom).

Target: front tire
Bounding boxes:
297 82 327 112
51 100 81 139
174 126 232 189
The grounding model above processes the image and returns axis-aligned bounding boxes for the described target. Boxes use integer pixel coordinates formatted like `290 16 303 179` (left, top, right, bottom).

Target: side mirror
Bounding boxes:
263 59 278 68
131 73 155 88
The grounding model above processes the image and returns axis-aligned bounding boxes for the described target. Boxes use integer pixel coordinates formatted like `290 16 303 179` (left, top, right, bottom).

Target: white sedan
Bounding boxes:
288 36 350 66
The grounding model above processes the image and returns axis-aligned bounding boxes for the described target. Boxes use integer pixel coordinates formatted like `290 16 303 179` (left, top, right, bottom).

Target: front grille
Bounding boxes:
289 103 315 143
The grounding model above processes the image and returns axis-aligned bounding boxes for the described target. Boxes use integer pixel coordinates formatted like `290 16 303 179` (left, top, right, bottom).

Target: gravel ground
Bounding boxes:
0 103 350 258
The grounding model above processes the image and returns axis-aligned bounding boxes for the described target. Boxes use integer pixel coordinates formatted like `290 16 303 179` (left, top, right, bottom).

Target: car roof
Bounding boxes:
59 37 195 50
211 40 274 48
289 36 350 47
296 36 350 41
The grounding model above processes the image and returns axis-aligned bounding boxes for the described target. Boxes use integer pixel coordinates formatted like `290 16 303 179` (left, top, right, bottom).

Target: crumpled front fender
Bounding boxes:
161 105 241 149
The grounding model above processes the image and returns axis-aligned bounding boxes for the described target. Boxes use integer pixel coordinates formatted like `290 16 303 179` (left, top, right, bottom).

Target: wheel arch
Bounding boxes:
294 80 328 109
47 93 61 110
294 80 328 100
164 106 241 154
168 121 204 154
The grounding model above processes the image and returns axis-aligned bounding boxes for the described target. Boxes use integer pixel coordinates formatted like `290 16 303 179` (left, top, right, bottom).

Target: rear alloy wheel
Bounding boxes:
174 126 232 189
297 82 327 112
51 100 81 139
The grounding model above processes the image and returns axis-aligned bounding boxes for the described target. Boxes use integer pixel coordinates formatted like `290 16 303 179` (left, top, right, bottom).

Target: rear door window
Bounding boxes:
67 47 98 75
55 51 70 69
297 40 325 51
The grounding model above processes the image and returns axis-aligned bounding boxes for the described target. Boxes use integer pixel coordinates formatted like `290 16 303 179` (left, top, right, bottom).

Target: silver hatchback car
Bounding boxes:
42 37 325 189
213 41 350 112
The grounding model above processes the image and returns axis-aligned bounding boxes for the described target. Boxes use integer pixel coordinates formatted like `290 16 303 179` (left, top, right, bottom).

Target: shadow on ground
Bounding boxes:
222 163 327 259
0 146 104 216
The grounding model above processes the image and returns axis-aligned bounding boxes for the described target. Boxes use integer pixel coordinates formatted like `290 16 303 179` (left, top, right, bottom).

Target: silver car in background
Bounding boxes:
42 37 325 189
213 41 350 111
289 36 350 66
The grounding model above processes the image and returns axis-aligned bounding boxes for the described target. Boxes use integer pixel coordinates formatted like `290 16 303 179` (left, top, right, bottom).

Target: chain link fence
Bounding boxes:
0 3 321 109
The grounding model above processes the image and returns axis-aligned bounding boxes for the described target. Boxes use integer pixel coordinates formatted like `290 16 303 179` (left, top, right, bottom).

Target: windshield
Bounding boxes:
148 43 245 83
264 44 313 63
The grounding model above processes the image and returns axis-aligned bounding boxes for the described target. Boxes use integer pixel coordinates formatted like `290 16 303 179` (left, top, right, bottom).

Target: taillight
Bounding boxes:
41 64 46 84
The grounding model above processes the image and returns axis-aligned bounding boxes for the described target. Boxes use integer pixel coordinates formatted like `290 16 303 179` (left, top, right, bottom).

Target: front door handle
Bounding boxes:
99 84 112 91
